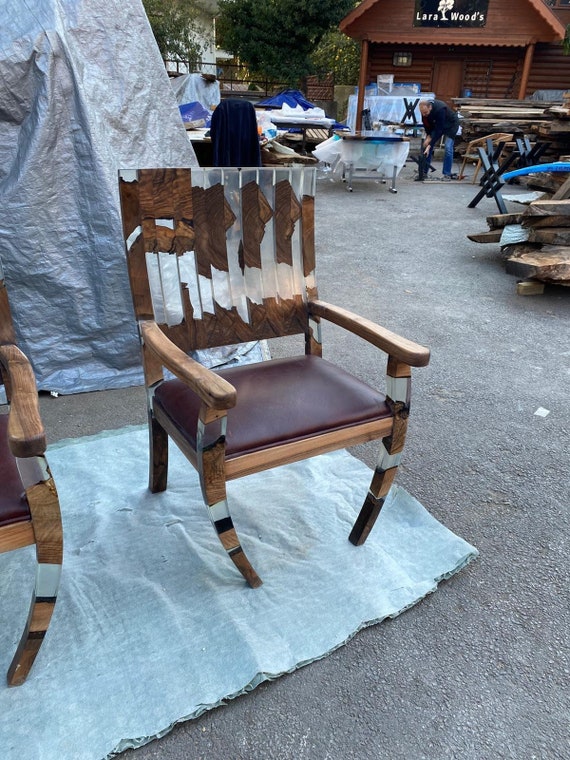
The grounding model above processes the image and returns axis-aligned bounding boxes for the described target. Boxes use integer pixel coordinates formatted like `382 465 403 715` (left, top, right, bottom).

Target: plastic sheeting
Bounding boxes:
0 427 478 759
0 0 198 394
313 134 410 179
170 72 221 112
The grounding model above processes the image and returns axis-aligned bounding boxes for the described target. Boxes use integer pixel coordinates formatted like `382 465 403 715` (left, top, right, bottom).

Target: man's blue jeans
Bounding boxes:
424 137 455 176
425 136 455 177
442 135 455 176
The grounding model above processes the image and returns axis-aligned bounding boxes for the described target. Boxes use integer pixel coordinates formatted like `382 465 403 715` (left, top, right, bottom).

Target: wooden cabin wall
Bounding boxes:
368 45 526 100
528 44 570 94
346 0 558 46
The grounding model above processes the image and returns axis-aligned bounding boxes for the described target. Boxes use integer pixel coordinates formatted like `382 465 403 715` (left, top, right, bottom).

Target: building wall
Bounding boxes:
344 0 561 47
367 42 569 100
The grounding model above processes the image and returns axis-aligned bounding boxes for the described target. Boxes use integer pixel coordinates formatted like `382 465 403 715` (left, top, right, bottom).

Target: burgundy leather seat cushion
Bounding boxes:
0 415 30 528
153 354 391 458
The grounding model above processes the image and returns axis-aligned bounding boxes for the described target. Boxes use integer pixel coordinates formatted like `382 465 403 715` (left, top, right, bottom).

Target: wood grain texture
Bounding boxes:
141 321 237 409
0 344 45 458
0 521 35 552
0 278 17 345
275 179 302 265
225 417 394 480
241 181 273 270
149 414 169 493
25 475 63 565
309 300 430 367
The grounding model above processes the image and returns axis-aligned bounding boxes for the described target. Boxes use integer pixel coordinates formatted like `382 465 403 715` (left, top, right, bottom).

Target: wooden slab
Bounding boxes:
467 230 502 244
505 246 570 283
486 213 523 229
527 228 570 245
522 199 570 217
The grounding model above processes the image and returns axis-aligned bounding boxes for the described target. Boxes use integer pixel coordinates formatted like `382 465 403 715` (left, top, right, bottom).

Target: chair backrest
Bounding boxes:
210 99 262 168
118 167 318 353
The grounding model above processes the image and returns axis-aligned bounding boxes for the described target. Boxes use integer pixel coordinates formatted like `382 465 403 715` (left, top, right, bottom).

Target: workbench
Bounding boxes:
312 131 410 192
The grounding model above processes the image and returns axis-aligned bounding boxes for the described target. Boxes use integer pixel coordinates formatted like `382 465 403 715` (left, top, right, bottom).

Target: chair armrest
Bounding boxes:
140 321 237 410
0 344 46 458
308 300 430 367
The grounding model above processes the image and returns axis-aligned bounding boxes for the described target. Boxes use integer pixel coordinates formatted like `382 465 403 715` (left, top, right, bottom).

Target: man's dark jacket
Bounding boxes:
422 100 460 144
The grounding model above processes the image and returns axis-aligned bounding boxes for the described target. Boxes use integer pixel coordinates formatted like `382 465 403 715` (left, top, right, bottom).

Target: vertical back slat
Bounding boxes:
118 167 318 352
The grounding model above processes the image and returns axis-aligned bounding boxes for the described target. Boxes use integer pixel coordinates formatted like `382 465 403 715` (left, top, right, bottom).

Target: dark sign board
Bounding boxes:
413 0 489 27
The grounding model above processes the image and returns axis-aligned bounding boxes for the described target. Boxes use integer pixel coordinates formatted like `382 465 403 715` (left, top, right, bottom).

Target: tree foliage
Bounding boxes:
216 0 356 85
142 0 211 62
310 29 360 85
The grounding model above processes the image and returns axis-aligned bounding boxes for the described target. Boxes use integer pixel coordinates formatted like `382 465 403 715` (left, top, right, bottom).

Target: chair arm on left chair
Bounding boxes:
0 344 45 458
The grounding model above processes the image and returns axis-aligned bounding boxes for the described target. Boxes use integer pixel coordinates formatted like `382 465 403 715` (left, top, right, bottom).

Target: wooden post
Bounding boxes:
355 39 369 133
517 42 535 100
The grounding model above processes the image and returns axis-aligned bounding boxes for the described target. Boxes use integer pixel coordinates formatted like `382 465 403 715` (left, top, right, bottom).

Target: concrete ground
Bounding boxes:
29 156 570 758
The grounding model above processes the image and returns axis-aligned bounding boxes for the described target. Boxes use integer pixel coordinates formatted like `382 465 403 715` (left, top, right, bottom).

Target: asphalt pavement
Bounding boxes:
34 156 570 759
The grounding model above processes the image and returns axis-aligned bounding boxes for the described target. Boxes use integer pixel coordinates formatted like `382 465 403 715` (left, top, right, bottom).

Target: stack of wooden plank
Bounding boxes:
467 167 570 288
453 97 569 158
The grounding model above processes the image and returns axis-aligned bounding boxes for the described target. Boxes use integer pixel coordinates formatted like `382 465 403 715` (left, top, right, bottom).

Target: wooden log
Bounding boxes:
467 230 502 244
500 243 542 259
505 245 570 283
486 213 523 229
552 176 570 201
521 215 570 228
516 280 545 295
527 228 570 245
522 199 570 217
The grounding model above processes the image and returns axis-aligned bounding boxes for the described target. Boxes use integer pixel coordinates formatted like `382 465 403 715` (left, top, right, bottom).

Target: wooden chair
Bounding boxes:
0 276 63 685
118 167 430 588
458 132 513 183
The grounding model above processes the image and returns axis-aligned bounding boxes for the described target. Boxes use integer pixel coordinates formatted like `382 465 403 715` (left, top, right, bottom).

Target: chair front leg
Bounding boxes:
7 458 63 686
197 407 262 589
349 357 411 546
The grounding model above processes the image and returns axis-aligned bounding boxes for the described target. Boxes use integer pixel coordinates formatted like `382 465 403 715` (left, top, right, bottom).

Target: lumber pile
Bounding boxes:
453 97 569 159
467 167 570 288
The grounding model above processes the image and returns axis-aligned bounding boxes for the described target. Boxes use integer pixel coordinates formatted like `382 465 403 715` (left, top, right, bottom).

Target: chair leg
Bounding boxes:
149 413 168 493
349 358 411 546
7 565 61 686
207 497 263 588
349 441 401 546
7 467 63 686
198 425 262 588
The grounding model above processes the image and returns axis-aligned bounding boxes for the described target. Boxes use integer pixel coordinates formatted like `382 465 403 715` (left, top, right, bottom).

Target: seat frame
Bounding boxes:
119 167 429 588
0 276 63 685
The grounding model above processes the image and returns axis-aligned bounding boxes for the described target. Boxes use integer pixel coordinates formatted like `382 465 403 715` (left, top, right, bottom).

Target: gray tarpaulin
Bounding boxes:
0 0 198 394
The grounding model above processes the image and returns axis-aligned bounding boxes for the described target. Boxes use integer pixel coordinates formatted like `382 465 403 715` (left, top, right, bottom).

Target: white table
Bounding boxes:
313 132 410 192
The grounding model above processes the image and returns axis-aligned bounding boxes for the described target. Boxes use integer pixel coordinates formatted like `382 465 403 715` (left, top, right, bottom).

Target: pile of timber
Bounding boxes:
467 167 570 288
453 97 569 159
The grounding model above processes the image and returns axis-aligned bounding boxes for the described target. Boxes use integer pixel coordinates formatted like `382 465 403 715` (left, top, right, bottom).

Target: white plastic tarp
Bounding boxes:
0 0 198 394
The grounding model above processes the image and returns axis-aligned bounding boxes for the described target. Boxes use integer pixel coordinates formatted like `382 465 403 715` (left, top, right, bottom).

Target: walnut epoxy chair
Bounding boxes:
0 278 63 685
118 167 430 588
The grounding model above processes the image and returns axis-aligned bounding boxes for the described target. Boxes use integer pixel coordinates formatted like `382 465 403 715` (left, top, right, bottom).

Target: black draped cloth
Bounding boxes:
210 99 262 167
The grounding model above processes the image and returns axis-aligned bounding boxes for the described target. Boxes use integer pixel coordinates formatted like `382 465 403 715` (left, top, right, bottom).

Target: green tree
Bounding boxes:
216 0 355 85
142 0 211 62
310 29 360 85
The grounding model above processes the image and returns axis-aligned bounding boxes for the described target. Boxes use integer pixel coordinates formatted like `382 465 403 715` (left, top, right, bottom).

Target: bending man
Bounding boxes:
419 99 460 181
